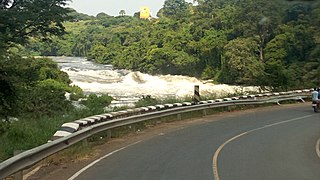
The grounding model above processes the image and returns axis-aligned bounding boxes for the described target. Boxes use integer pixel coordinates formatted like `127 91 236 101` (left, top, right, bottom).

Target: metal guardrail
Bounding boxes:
0 90 311 179
50 89 312 140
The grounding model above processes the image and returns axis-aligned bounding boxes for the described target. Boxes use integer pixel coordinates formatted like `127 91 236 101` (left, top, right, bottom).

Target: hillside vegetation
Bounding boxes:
23 0 320 91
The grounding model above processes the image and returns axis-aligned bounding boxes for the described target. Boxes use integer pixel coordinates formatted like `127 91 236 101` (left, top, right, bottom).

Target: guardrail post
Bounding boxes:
106 130 112 140
177 114 181 120
193 85 200 103
13 150 24 180
299 97 305 103
203 109 207 116
82 138 88 147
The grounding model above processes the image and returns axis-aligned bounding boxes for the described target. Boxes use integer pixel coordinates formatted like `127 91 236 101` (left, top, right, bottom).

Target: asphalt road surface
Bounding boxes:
70 103 320 180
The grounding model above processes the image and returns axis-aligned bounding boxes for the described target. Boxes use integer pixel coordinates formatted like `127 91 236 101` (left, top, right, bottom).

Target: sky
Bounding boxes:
67 0 194 17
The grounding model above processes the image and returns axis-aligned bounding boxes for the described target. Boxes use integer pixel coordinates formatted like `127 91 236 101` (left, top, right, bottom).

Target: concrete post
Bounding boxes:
193 85 200 103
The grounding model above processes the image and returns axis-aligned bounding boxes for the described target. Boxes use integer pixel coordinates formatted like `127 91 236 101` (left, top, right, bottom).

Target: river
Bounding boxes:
52 57 258 107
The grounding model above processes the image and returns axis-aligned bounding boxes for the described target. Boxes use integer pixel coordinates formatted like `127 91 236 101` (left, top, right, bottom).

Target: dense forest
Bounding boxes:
22 0 320 91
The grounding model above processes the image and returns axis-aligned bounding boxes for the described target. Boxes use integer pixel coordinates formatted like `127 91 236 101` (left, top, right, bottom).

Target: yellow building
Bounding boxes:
140 6 150 19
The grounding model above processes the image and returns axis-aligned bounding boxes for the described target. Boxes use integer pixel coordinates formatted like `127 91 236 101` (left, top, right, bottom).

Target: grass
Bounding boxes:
0 107 106 162
0 116 65 161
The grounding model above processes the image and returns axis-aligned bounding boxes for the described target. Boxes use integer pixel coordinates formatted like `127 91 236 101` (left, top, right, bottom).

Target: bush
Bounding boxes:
134 95 194 107
80 94 113 113
0 55 83 119
69 85 84 100
16 79 72 117
134 95 159 107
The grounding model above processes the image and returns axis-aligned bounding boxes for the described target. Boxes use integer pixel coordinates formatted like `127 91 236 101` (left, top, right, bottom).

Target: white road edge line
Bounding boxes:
212 115 313 180
68 140 142 180
316 138 320 159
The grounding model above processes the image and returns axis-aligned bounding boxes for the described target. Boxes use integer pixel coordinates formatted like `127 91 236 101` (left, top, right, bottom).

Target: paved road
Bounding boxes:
71 104 320 180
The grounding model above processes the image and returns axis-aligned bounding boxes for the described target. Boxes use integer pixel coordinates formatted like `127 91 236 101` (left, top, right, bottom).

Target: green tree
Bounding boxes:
0 0 71 51
262 60 290 91
119 10 126 16
143 45 198 76
67 8 95 21
232 0 285 61
96 12 111 19
264 33 292 62
303 45 320 87
0 56 76 119
220 38 264 85
265 23 315 63
90 44 109 63
161 0 190 19
197 30 227 76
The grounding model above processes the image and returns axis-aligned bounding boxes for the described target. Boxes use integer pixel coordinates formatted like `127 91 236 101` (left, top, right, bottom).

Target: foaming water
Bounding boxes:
52 57 258 106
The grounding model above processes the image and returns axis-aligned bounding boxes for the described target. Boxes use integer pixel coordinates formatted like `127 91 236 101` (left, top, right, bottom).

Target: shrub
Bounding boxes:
80 94 113 113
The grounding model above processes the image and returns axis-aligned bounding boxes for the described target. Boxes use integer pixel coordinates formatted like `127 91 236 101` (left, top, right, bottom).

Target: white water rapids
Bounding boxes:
52 57 259 107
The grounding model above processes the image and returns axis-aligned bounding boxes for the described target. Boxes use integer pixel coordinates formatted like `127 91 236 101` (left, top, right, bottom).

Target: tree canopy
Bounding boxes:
17 0 320 90
0 0 81 120
0 0 71 51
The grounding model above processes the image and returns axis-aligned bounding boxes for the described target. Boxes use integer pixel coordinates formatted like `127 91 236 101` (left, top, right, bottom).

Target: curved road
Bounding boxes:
70 103 320 180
